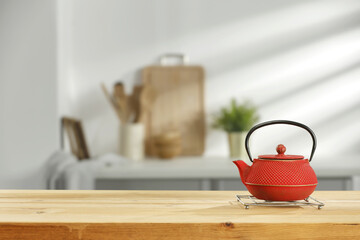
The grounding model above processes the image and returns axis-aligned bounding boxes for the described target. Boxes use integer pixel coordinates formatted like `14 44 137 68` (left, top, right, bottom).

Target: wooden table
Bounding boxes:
1 190 360 239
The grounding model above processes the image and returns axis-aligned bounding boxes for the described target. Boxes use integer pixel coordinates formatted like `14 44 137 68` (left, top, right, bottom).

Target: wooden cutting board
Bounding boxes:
142 62 205 156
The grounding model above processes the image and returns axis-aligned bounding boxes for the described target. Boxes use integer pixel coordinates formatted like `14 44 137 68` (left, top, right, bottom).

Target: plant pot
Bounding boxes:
120 123 145 161
227 131 247 159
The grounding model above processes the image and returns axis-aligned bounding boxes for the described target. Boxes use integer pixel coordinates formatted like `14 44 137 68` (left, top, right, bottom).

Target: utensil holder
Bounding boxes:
120 123 145 161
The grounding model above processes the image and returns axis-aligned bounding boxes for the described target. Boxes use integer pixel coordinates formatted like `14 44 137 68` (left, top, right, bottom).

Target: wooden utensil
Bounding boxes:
130 85 143 123
100 83 123 122
114 82 126 99
102 81 157 126
142 54 205 156
113 82 128 122
136 85 156 123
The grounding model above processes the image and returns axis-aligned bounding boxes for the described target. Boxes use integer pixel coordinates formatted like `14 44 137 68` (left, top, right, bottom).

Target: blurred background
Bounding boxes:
1 0 360 190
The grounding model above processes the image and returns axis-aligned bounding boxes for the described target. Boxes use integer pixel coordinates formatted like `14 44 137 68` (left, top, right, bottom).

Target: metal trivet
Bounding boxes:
236 195 324 209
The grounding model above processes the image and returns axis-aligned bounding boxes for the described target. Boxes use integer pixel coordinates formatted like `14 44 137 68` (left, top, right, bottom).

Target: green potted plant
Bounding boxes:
213 99 259 158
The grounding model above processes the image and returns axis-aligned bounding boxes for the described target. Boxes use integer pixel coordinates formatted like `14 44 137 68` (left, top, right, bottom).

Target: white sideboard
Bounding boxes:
95 156 360 190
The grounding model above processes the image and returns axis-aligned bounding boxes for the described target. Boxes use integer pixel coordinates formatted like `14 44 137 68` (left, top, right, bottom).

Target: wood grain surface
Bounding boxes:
0 190 359 239
142 66 205 156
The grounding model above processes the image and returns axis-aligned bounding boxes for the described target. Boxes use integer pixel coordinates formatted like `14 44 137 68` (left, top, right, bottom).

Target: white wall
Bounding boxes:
0 0 58 188
1 0 358 189
59 0 360 161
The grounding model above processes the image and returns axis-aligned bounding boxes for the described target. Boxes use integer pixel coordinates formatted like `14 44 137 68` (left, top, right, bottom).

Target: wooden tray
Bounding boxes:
142 55 205 156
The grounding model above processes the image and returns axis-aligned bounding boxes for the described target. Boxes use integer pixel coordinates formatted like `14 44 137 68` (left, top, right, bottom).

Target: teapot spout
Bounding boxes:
233 160 251 185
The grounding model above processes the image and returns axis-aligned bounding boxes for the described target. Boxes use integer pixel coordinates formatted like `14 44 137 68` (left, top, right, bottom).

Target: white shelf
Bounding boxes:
96 155 360 180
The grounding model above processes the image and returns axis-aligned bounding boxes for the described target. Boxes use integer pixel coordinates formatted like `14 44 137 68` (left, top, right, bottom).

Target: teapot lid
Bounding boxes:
258 144 304 160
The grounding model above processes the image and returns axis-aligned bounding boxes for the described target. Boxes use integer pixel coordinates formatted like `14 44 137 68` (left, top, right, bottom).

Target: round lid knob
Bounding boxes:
276 144 286 155
258 144 304 160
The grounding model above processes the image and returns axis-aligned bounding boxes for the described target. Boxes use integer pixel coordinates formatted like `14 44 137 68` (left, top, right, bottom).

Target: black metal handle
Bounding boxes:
245 120 317 162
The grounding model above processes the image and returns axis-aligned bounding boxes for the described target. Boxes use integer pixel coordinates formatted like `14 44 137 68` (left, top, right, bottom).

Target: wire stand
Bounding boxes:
236 195 324 209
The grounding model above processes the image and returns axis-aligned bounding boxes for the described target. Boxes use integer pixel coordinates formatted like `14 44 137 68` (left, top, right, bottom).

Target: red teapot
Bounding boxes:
233 120 318 201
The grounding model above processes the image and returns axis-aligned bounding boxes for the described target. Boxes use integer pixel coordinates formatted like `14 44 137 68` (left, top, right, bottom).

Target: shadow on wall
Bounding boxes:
204 10 360 78
258 60 360 108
